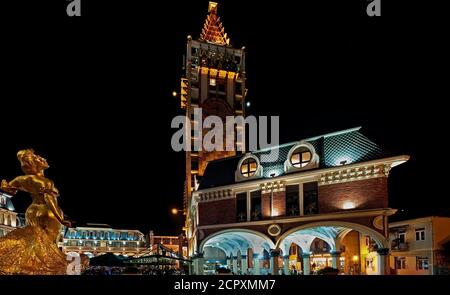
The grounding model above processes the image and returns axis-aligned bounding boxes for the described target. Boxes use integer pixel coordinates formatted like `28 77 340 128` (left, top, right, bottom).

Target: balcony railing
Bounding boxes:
63 246 147 253
391 241 409 251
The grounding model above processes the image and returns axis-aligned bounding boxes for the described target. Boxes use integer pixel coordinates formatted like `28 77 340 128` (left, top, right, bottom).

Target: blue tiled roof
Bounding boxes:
198 127 391 190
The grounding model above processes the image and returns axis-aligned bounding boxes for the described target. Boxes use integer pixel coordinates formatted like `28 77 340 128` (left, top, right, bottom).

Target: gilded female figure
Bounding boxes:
0 149 78 274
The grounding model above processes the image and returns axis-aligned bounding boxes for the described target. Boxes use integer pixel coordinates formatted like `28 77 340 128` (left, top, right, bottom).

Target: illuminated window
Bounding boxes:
416 257 429 270
241 157 258 178
209 78 216 86
290 147 312 168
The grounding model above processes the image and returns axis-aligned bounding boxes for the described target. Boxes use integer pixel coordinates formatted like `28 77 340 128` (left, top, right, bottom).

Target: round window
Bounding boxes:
240 157 258 177
290 147 312 168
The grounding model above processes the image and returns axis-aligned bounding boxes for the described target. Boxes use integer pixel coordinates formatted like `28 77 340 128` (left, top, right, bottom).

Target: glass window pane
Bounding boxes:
302 151 311 162
291 153 300 164
250 162 257 172
241 164 248 174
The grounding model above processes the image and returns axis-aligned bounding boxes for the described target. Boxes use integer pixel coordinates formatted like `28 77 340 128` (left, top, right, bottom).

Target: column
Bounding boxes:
302 253 311 275
330 251 341 270
270 249 280 275
233 256 238 274
227 256 232 270
252 253 261 275
193 253 204 275
241 255 248 274
283 255 290 275
376 248 389 275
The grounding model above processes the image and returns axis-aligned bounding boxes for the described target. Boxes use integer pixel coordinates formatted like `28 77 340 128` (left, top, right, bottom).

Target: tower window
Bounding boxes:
290 147 312 168
241 157 258 177
209 78 216 86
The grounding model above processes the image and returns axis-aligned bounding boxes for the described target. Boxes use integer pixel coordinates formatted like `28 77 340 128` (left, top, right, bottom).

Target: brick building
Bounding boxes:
186 127 409 275
181 2 409 275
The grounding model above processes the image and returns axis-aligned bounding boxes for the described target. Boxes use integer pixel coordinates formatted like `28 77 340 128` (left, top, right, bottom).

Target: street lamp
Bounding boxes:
171 208 183 215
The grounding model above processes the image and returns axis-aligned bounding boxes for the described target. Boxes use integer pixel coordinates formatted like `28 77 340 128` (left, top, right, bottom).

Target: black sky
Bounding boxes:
0 0 447 235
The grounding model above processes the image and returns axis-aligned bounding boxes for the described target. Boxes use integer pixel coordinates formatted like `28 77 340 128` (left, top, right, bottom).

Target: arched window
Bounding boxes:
240 157 258 177
290 147 312 168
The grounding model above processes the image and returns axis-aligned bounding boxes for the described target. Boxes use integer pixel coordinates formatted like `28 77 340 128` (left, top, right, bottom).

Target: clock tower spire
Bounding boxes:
180 1 247 217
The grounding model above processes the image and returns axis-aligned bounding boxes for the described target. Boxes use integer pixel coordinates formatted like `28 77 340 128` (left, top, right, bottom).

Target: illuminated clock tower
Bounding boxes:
181 2 247 214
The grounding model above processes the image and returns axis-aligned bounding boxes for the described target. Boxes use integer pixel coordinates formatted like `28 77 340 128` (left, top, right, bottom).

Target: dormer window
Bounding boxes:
291 147 312 168
235 154 263 182
285 142 319 173
241 157 257 177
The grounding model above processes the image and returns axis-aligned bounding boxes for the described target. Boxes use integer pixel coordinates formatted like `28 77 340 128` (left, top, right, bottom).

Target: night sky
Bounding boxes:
0 1 446 235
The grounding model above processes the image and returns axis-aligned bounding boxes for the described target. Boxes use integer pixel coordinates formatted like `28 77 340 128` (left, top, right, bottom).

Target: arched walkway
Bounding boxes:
276 221 389 275
197 229 275 275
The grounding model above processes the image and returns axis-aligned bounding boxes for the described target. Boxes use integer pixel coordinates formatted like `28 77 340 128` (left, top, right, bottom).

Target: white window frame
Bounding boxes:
415 228 425 241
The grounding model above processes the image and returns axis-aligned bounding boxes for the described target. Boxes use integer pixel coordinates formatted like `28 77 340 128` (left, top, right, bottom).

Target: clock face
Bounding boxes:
201 98 234 120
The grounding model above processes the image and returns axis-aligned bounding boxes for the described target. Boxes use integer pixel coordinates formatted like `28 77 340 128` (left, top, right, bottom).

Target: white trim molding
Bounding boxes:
198 189 234 203
319 163 392 186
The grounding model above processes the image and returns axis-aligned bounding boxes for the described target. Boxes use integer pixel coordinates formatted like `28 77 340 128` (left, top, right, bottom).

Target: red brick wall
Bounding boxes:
198 199 236 226
262 191 286 218
262 193 271 218
318 177 388 213
273 191 286 217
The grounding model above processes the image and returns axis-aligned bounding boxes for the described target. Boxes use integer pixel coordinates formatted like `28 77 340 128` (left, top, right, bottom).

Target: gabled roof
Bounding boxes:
199 2 230 46
198 127 392 190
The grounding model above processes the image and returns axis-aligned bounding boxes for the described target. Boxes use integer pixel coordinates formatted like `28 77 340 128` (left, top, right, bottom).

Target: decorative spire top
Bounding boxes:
200 2 230 46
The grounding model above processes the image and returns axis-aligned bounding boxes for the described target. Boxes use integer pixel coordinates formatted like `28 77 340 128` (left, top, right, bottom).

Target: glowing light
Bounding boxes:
246 101 251 107
172 91 177 97
342 201 356 210
171 208 180 215
352 255 359 262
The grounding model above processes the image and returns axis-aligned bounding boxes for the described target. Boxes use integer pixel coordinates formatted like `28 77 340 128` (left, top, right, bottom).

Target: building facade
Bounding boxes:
389 216 450 275
0 192 24 237
186 127 409 275
181 2 410 276
60 223 147 258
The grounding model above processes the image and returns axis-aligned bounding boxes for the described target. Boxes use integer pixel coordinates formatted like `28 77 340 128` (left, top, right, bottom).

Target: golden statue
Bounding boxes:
0 149 85 274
